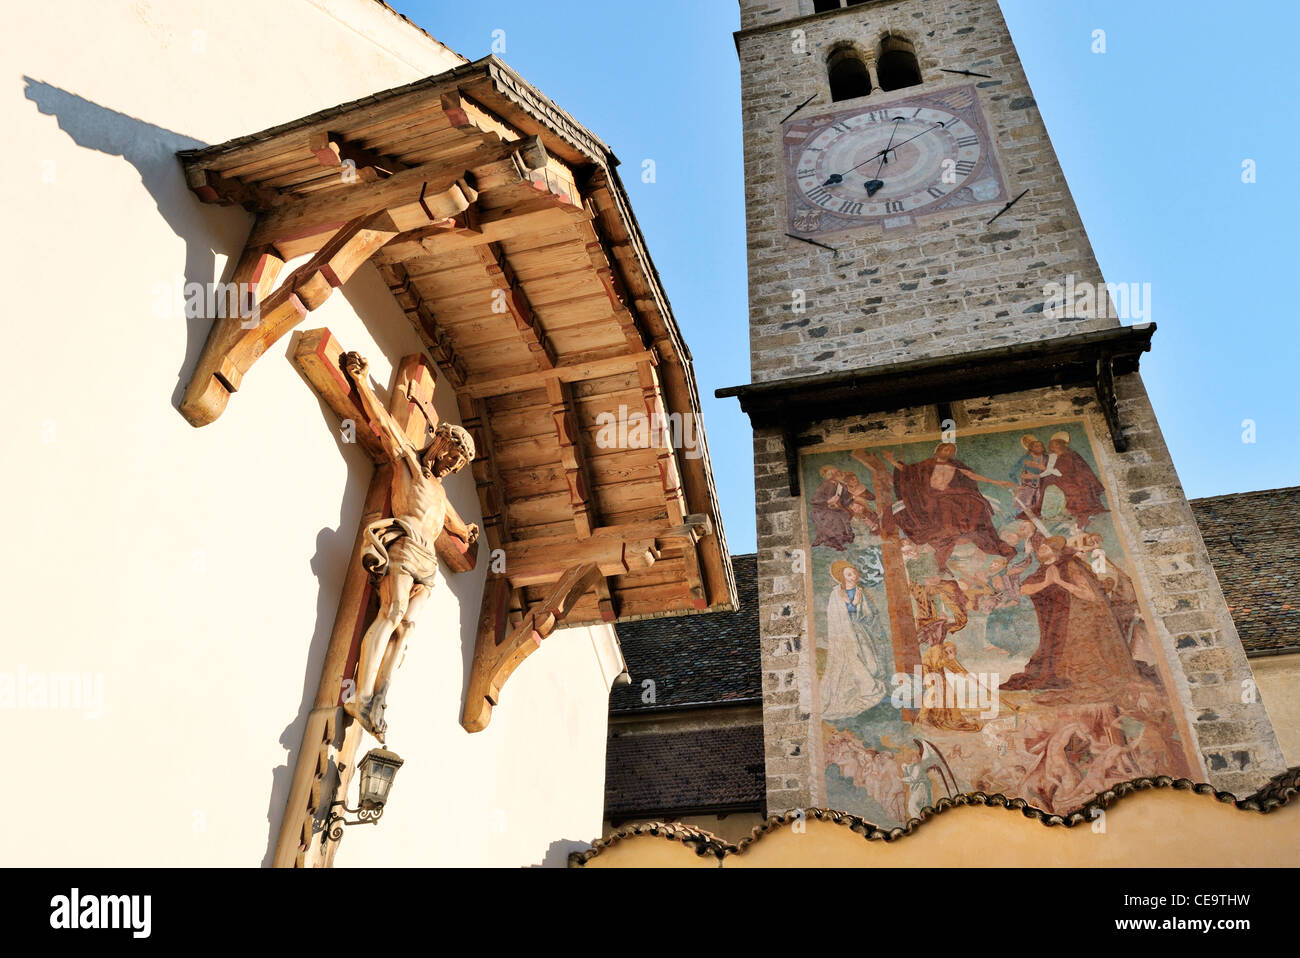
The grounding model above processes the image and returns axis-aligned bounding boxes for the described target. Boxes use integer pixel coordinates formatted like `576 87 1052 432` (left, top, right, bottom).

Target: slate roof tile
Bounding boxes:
604 725 766 818
610 554 761 712
1191 486 1300 655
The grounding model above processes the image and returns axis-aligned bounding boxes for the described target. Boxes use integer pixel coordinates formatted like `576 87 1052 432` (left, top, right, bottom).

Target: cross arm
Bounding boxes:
291 329 478 573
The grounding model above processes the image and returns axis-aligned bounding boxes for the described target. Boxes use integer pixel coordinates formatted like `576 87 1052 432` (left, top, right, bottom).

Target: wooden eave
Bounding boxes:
718 324 1156 496
178 56 736 626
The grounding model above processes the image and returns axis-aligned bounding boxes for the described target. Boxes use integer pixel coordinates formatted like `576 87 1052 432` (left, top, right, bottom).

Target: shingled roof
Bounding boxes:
1191 486 1300 656
605 725 766 819
610 554 761 712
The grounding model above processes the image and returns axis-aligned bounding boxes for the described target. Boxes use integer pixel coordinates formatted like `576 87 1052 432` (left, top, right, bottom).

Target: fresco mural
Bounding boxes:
802 422 1196 826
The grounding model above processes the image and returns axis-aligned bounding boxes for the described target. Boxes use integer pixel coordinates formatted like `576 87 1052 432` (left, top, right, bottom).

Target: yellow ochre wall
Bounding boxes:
579 790 1300 867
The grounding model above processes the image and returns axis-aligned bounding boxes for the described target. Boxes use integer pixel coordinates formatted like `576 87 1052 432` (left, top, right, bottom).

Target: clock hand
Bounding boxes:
986 188 1029 224
822 120 950 187
941 67 993 79
872 117 905 180
861 118 907 198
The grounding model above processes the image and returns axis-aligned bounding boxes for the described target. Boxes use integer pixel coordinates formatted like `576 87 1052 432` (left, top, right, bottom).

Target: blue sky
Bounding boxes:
396 0 1299 555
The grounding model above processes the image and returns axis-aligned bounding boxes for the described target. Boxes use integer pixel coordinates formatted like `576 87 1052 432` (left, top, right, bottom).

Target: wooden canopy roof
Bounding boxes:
178 56 736 627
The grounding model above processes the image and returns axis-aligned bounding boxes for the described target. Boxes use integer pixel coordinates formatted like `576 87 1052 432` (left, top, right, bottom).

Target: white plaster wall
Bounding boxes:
0 0 615 867
1251 655 1300 768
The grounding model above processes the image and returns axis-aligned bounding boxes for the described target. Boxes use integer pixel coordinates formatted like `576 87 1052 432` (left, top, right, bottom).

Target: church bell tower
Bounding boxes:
720 0 1286 822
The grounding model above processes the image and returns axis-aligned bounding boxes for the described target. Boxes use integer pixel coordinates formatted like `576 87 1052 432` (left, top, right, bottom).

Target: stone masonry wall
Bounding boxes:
753 376 1289 813
738 0 1116 382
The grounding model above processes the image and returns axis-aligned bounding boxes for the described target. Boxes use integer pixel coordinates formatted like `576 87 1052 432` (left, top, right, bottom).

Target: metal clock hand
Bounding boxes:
822 120 950 188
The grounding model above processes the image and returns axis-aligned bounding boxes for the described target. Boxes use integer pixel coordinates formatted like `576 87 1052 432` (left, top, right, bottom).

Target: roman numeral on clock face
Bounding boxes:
797 168 817 176
806 186 834 204
839 200 864 214
956 135 979 147
885 199 905 212
955 159 976 175
926 186 945 199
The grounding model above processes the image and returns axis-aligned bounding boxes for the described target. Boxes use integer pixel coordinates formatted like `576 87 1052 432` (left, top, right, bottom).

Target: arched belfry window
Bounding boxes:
877 35 922 91
827 48 871 102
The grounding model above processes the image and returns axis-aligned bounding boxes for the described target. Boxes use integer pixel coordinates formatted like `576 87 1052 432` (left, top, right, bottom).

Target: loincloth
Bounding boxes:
362 516 439 586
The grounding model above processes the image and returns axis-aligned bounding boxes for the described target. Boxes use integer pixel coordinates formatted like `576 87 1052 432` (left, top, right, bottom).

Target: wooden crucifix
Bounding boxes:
272 327 478 868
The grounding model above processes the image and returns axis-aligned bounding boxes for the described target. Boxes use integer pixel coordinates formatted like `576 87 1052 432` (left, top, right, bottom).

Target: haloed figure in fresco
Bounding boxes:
821 561 891 720
807 424 1193 826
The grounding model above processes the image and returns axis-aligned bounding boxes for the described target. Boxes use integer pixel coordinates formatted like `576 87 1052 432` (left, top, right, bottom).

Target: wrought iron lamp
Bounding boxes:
324 748 404 843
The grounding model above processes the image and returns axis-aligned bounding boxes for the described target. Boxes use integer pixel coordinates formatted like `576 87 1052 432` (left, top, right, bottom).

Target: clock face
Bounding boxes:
783 84 1006 235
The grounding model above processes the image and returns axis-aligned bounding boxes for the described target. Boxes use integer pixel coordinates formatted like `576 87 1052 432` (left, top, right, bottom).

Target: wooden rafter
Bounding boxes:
636 358 688 525
184 167 283 211
373 189 585 263
376 262 467 388
456 395 511 551
477 242 556 370
547 379 598 537
577 202 647 353
461 347 656 399
309 131 408 181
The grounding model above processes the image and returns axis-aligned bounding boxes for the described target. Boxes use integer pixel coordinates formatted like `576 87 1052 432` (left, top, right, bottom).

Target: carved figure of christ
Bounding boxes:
341 351 478 741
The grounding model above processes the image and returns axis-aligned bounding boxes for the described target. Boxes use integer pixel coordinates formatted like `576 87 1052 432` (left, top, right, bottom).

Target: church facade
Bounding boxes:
722 0 1286 824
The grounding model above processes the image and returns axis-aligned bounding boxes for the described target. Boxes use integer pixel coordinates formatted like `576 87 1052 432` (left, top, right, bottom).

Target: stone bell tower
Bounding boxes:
721 0 1286 822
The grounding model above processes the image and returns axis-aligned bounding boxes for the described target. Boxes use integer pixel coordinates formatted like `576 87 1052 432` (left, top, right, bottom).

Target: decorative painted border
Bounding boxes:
569 766 1300 865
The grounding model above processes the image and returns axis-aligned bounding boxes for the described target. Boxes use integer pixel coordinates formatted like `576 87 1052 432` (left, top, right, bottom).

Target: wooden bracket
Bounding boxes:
782 423 801 498
462 563 605 733
181 209 409 428
1095 352 1128 452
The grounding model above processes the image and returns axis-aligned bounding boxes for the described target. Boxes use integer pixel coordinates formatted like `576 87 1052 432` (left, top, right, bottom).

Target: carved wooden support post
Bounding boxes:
461 563 605 733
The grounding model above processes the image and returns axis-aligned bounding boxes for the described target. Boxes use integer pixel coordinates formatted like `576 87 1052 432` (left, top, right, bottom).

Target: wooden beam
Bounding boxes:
372 185 587 264
456 393 512 553
376 262 467 388
503 536 657 589
184 166 284 211
547 379 598 538
309 131 408 181
577 203 648 352
293 328 386 462
636 358 688 525
181 209 407 428
462 348 657 399
179 243 285 425
477 242 556 370
500 515 713 588
461 563 605 733
248 136 549 257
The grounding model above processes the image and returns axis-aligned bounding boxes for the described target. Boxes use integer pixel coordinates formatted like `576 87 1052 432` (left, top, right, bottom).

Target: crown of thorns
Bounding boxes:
426 422 475 461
